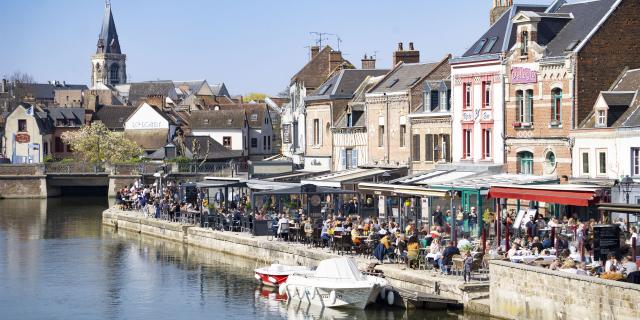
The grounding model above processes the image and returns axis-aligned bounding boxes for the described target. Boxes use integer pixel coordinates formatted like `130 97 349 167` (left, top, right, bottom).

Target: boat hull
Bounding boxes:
283 280 385 309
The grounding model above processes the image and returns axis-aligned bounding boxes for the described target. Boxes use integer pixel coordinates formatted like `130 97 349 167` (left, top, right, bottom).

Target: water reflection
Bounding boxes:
0 198 491 320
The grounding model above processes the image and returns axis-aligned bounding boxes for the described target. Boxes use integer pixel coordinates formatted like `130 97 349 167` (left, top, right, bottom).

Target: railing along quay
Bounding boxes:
44 162 106 174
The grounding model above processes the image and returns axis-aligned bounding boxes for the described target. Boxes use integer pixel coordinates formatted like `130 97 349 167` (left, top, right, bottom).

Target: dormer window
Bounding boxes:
430 90 440 111
597 110 606 127
521 31 529 56
346 113 353 127
472 39 487 55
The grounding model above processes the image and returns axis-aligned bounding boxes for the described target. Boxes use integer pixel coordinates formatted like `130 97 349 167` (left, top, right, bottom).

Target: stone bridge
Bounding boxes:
0 162 241 198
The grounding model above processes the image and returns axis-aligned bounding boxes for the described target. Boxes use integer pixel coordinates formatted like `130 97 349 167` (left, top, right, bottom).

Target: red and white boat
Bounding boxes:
254 263 312 287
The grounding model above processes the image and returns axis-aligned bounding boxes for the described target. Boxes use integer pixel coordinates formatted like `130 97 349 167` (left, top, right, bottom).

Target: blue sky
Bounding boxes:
0 0 551 95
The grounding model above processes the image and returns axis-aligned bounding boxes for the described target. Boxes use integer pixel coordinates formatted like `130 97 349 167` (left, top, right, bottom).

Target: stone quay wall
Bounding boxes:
490 260 640 320
102 208 489 309
0 164 47 198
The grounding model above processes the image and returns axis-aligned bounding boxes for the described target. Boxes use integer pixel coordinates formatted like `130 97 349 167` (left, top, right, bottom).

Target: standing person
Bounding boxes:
433 206 443 227
463 251 473 283
469 207 478 236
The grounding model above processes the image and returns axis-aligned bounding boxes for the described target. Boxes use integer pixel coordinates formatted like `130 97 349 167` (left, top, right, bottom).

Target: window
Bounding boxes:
546 152 556 168
55 137 64 153
423 90 430 112
251 138 258 148
400 125 406 147
263 136 267 150
463 129 472 159
521 31 529 56
223 136 232 149
482 129 491 159
581 151 590 175
597 110 606 127
430 91 440 110
464 83 471 109
517 90 533 123
472 38 487 54
551 88 562 125
344 148 358 169
378 126 385 147
425 134 433 162
345 149 353 169
387 79 399 88
482 81 491 107
43 142 48 156
632 148 640 176
445 90 451 111
412 135 421 162
313 119 320 145
346 113 353 127
442 134 450 162
482 37 498 54
110 64 120 84
18 119 27 132
598 150 607 175
267 136 271 150
517 151 534 175
434 134 441 161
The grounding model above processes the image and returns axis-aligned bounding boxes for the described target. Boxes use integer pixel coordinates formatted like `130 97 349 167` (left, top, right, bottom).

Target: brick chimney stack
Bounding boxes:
310 46 320 60
490 0 512 25
393 42 420 65
361 54 376 69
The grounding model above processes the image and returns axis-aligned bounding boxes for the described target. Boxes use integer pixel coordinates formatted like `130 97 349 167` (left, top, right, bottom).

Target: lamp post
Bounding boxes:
620 175 634 232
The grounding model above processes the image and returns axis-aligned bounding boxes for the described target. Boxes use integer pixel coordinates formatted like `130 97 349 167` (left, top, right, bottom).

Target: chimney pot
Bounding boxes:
393 42 419 65
310 46 320 60
409 42 414 50
398 42 403 50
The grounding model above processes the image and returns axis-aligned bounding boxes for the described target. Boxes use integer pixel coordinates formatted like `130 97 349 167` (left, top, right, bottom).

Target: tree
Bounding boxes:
61 122 142 163
4 70 35 83
242 92 267 102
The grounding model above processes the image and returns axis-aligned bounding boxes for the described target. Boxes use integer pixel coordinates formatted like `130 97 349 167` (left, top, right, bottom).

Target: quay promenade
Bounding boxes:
102 207 491 313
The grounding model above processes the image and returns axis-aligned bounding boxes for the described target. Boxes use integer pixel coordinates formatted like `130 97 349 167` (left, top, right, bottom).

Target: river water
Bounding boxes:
0 197 491 320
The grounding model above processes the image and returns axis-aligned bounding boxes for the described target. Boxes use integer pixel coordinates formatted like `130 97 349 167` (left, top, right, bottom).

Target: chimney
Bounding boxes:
146 95 166 109
85 90 99 112
393 41 420 65
361 54 376 69
490 0 512 25
310 46 320 60
329 50 344 70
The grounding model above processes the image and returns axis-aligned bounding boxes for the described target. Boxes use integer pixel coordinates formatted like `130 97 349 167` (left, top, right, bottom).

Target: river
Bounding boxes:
0 197 491 320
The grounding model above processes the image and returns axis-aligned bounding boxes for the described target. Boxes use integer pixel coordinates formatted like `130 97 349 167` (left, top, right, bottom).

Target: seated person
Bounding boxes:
406 236 420 267
600 265 624 281
351 227 362 246
438 240 460 274
529 236 544 253
621 256 638 274
457 235 471 251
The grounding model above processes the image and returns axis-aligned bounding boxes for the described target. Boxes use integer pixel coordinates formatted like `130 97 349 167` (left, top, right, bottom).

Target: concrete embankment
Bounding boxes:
102 207 489 311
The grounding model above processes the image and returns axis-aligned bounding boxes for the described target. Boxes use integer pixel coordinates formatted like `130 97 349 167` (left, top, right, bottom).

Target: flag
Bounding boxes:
26 106 34 116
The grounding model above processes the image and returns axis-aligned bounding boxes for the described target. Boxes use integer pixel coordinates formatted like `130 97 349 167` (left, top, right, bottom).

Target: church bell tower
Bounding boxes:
490 0 513 25
91 1 126 87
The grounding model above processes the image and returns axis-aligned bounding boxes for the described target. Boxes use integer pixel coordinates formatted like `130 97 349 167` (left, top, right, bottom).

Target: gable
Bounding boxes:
124 103 169 130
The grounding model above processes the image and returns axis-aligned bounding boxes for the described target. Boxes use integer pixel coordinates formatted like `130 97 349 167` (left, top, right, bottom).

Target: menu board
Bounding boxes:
593 224 620 261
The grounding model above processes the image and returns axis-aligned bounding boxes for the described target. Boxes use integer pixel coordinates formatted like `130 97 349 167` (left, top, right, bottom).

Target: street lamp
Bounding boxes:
620 175 634 232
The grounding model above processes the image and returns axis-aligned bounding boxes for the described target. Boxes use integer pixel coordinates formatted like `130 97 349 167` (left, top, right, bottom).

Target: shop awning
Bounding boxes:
358 182 447 197
597 203 640 214
488 184 602 207
301 168 388 188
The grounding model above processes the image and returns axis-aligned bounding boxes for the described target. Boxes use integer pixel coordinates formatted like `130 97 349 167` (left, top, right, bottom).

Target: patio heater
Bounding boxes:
620 175 634 231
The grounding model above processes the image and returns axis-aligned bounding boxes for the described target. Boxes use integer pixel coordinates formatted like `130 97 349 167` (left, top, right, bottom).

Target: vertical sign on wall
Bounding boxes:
378 195 385 218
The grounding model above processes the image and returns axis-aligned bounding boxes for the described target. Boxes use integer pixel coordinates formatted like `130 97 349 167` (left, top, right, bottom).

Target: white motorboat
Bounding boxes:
254 263 312 287
280 257 391 309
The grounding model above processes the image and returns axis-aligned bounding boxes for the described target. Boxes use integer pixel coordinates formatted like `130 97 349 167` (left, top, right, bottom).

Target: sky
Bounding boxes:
0 0 552 96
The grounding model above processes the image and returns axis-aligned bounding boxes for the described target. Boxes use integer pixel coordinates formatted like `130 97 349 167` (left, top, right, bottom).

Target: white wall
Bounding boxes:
192 129 244 151
124 103 169 130
451 61 505 164
3 106 49 163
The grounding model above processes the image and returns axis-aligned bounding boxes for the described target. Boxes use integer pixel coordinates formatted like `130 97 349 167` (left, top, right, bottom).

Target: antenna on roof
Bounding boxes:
310 32 330 47
326 33 342 51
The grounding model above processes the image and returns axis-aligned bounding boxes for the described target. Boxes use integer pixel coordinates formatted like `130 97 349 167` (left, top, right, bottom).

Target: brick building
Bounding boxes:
364 42 449 169
504 0 640 179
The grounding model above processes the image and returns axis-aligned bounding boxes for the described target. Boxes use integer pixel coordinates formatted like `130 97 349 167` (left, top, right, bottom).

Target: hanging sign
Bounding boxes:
16 133 30 143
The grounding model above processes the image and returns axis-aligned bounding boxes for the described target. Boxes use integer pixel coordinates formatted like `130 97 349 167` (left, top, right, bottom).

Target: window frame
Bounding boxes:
313 119 320 145
464 82 472 109
399 125 406 148
632 147 640 176
581 150 590 175
412 134 421 162
251 137 258 148
482 81 491 108
378 125 385 147
551 88 562 125
597 149 607 176
521 31 529 56
517 151 534 175
18 119 27 132
222 136 232 149
596 110 606 127
482 128 491 159
463 129 472 159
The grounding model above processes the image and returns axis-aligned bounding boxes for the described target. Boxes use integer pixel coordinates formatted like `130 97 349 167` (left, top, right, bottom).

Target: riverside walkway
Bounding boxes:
102 207 490 312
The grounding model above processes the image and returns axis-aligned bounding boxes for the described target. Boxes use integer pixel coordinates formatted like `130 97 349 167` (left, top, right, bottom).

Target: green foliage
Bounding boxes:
483 208 495 225
61 122 142 163
242 92 267 102
58 158 76 164
43 155 55 163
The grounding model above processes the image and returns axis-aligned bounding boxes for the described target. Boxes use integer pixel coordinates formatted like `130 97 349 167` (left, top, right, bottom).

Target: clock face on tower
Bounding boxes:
310 195 321 206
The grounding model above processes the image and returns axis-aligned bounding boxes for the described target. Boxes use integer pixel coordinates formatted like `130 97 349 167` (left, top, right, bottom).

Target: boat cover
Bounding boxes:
314 258 365 282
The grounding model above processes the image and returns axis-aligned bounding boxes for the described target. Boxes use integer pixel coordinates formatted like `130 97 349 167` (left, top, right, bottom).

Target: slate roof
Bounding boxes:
306 69 389 101
209 83 230 97
580 68 640 129
461 5 546 58
97 3 121 54
544 0 618 57
128 81 176 106
93 105 135 130
612 69 640 91
45 107 85 127
224 103 269 129
334 75 386 129
189 109 247 130
125 130 169 151
369 62 440 94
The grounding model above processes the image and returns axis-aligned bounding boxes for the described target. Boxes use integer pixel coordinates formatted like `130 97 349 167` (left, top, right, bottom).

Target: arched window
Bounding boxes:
521 31 529 56
551 88 562 125
517 90 533 123
517 151 534 175
110 64 120 84
546 151 556 167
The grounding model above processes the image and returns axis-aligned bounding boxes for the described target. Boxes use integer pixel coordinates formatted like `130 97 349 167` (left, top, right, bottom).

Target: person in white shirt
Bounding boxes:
622 256 638 274
457 235 471 250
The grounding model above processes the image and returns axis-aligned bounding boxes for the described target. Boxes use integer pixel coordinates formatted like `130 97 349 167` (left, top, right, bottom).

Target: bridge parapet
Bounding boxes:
111 163 160 176
0 164 44 176
45 162 106 174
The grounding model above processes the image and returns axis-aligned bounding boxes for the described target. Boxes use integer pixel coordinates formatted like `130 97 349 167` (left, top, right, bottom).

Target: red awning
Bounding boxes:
488 186 598 207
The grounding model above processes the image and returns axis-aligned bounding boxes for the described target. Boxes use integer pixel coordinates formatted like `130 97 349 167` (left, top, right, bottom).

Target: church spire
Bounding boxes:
97 0 121 54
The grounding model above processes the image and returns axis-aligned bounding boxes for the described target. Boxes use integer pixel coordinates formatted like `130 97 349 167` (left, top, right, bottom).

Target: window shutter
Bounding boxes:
425 92 431 111
319 118 323 146
352 149 358 168
425 134 433 162
443 134 451 162
412 134 421 161
341 148 347 170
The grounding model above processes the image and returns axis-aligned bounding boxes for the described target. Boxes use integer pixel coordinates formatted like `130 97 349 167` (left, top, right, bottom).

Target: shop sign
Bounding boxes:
511 67 537 84
16 133 30 143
